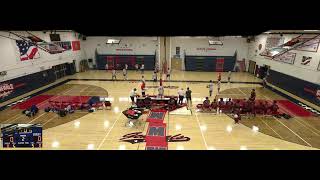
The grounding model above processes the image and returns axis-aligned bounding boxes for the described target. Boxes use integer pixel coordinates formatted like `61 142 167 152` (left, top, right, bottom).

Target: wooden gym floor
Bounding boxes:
0 70 319 150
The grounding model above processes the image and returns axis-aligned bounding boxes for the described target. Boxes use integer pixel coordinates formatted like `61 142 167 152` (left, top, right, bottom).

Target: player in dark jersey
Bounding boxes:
185 87 192 108
249 89 256 101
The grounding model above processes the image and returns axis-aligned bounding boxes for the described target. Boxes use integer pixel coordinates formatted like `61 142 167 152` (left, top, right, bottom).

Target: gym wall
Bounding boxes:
184 56 236 71
170 36 249 71
82 36 160 69
267 69 320 106
0 31 86 82
95 54 156 70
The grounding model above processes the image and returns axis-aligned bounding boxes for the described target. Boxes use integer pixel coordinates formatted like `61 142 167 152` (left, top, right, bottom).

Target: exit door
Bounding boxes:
106 56 114 70
248 60 256 74
216 58 224 72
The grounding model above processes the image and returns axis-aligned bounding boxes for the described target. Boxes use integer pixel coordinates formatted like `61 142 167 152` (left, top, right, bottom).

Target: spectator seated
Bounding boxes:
23 104 39 117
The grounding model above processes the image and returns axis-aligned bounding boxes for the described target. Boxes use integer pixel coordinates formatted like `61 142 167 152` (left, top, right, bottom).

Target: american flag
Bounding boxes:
16 40 39 61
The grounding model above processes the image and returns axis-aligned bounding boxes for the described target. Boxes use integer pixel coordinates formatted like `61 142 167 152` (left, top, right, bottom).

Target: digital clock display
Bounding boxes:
1 124 42 148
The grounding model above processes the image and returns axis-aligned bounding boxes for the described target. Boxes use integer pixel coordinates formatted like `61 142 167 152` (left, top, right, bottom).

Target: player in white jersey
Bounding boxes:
217 80 221 94
123 68 127 80
112 69 116 80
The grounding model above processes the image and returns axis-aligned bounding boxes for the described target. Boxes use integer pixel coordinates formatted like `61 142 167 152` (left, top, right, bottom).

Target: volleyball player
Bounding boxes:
228 71 232 83
123 68 127 80
112 68 116 80
185 87 192 109
208 80 214 97
166 68 171 80
152 71 157 83
217 80 221 94
141 64 145 74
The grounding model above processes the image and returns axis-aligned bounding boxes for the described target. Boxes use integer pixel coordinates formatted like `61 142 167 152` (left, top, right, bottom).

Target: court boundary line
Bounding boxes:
257 117 284 139
26 112 47 124
42 114 59 126
0 113 21 124
1 114 25 124
194 112 208 150
295 118 320 135
276 104 320 136
272 116 312 147
97 111 123 150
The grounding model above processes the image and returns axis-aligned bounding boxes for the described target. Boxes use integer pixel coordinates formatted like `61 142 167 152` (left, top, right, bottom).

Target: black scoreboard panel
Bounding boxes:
1 124 42 148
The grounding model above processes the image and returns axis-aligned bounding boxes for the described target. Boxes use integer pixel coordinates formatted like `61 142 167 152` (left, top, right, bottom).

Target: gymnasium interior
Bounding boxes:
0 31 319 150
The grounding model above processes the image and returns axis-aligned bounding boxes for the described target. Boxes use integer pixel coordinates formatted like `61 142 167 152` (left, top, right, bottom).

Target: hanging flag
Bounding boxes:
16 40 40 61
301 56 312 66
72 41 81 51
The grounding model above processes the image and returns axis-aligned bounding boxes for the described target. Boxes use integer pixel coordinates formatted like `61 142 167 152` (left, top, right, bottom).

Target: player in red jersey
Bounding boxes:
200 97 210 111
248 99 256 117
210 99 218 111
241 99 250 115
233 100 241 114
263 101 269 115
218 98 225 109
255 101 264 115
270 100 279 115
225 98 233 112
141 82 146 97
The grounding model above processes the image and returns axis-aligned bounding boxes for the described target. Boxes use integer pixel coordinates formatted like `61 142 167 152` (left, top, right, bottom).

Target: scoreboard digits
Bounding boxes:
1 124 42 148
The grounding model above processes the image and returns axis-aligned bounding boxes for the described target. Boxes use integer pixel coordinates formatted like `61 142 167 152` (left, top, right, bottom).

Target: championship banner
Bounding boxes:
273 52 296 64
260 36 285 57
53 41 72 51
296 38 320 52
265 36 285 50
38 43 65 54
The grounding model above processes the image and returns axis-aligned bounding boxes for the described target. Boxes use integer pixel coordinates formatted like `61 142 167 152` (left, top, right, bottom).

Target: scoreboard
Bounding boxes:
1 124 42 148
